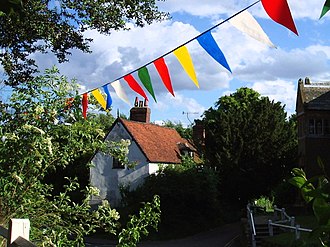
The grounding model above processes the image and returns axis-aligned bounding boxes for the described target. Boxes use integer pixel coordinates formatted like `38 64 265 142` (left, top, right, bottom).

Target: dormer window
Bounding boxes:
177 142 194 158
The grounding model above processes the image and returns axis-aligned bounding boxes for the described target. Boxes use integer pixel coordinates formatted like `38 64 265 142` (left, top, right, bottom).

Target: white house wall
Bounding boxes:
90 121 158 207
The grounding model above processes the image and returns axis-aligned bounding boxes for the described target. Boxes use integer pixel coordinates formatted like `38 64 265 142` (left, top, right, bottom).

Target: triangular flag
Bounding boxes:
91 89 107 110
102 85 113 109
124 74 148 100
261 0 298 35
320 0 330 19
197 31 232 73
110 80 130 105
173 46 199 88
229 10 276 48
153 57 175 97
82 93 88 119
138 67 157 102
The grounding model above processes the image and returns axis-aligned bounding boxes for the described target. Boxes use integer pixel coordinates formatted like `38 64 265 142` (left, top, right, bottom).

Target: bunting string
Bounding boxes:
79 0 325 117
83 0 261 95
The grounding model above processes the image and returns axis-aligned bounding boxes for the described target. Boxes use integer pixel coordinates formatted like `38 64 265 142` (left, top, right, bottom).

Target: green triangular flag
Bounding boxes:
320 0 330 19
138 67 157 102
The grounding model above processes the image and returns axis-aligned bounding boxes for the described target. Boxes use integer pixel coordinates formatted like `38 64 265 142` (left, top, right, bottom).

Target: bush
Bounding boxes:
120 157 222 239
272 179 297 207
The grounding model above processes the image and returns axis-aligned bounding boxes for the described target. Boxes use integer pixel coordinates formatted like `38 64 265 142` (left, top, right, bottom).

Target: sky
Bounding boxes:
30 0 330 126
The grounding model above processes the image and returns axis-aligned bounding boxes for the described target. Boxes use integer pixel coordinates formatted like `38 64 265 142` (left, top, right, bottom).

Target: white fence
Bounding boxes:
247 204 313 247
0 219 36 247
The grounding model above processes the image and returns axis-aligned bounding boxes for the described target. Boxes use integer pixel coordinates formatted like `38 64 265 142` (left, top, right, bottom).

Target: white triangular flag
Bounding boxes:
110 80 130 105
229 10 276 48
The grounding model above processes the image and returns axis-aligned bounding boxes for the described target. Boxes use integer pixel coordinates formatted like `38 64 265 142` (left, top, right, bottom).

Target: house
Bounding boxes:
90 98 198 207
296 77 330 177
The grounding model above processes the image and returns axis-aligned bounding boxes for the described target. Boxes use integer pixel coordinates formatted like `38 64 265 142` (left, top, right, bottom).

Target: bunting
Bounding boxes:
197 31 232 73
77 0 322 118
91 89 107 110
82 93 88 119
320 0 330 19
229 10 276 48
261 0 298 35
124 74 148 100
138 67 157 102
102 85 113 109
153 58 174 96
173 46 199 88
110 80 130 105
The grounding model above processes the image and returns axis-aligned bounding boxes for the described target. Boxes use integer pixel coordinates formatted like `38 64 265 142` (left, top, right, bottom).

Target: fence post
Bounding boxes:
295 224 301 240
268 220 273 236
281 208 285 221
8 219 30 247
290 217 295 232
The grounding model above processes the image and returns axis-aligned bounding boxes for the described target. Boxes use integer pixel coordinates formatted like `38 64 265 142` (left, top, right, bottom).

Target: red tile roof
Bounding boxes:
118 118 194 164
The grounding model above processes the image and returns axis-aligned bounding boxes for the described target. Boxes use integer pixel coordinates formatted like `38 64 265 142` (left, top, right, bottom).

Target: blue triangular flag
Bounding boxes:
102 85 112 109
197 31 232 73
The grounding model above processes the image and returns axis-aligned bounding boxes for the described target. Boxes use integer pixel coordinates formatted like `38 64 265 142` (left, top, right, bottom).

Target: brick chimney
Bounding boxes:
129 97 150 123
192 119 205 151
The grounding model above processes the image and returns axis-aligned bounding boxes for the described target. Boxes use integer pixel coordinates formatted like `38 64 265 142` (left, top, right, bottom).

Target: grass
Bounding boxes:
262 215 321 247
263 232 321 247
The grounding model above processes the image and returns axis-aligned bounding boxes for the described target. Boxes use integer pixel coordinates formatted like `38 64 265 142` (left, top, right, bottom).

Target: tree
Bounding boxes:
162 120 192 140
0 67 160 246
0 0 168 85
203 87 297 206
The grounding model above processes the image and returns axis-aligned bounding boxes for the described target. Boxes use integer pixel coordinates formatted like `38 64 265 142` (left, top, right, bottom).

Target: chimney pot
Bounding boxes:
305 77 310 85
130 97 151 123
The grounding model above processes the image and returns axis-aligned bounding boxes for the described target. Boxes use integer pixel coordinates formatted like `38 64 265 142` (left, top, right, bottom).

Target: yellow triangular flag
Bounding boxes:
173 46 199 88
91 88 107 110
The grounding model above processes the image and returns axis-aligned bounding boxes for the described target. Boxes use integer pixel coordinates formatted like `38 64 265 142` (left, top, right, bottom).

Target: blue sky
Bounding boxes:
24 0 330 125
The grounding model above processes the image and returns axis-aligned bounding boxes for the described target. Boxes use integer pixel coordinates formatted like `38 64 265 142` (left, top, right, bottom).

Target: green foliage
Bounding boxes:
289 168 330 246
0 67 160 246
272 179 297 207
0 0 168 85
203 87 298 207
162 120 192 140
121 158 221 238
118 195 161 247
253 196 274 212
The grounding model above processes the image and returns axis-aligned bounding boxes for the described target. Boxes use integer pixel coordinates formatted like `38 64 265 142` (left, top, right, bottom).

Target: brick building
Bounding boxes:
296 77 330 176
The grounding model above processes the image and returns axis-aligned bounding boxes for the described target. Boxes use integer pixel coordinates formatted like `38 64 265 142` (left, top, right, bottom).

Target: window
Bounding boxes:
316 119 322 134
112 157 124 169
324 119 329 134
308 118 330 136
309 119 315 134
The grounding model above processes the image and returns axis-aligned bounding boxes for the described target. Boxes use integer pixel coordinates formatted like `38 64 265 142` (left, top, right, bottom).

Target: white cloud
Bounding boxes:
29 1 330 124
151 92 205 125
159 0 326 20
234 46 330 82
158 0 247 17
251 80 297 115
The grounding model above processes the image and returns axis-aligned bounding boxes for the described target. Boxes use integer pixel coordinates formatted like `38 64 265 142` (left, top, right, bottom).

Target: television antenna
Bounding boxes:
182 111 199 124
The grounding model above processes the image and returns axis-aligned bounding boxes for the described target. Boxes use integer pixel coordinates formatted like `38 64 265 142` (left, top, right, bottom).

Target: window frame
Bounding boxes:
112 157 125 169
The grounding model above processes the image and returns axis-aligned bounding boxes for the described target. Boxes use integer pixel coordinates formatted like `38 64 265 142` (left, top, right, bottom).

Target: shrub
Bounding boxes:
120 157 222 238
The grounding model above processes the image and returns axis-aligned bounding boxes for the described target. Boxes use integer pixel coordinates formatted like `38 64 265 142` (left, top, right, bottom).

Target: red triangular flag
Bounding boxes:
154 58 175 97
82 93 88 119
124 74 148 101
261 0 298 35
